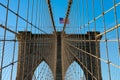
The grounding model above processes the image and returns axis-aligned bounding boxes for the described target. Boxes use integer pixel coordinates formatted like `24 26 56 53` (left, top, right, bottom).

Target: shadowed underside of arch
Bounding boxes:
16 31 102 80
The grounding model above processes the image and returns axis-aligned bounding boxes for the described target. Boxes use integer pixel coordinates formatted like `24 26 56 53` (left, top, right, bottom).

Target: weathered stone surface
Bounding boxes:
16 31 102 80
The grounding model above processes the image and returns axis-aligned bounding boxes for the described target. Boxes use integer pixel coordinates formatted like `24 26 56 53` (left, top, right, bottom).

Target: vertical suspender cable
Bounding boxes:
0 0 9 79
100 0 111 80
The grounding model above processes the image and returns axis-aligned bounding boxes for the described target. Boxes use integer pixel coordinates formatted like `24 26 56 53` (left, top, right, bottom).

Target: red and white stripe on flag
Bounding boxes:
59 18 69 24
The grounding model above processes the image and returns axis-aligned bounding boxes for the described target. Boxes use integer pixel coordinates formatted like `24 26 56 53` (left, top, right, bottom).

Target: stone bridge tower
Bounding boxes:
16 31 102 80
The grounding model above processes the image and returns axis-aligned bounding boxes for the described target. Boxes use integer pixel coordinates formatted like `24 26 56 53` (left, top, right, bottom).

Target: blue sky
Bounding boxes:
0 0 120 80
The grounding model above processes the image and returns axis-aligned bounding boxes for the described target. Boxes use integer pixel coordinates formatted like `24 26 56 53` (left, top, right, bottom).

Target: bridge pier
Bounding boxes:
56 32 62 80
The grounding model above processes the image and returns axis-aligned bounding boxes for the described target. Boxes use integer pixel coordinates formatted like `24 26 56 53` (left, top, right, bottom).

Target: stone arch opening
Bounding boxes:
32 60 54 80
64 61 86 80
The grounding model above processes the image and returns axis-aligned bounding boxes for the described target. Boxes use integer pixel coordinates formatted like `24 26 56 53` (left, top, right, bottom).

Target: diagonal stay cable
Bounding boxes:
62 0 72 33
47 0 56 35
64 42 97 80
63 39 120 69
63 2 120 38
64 38 120 42
0 44 47 71
96 24 120 38
0 3 48 34
0 24 18 35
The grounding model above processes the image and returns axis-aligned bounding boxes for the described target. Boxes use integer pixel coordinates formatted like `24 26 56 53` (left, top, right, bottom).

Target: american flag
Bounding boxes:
59 18 69 24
